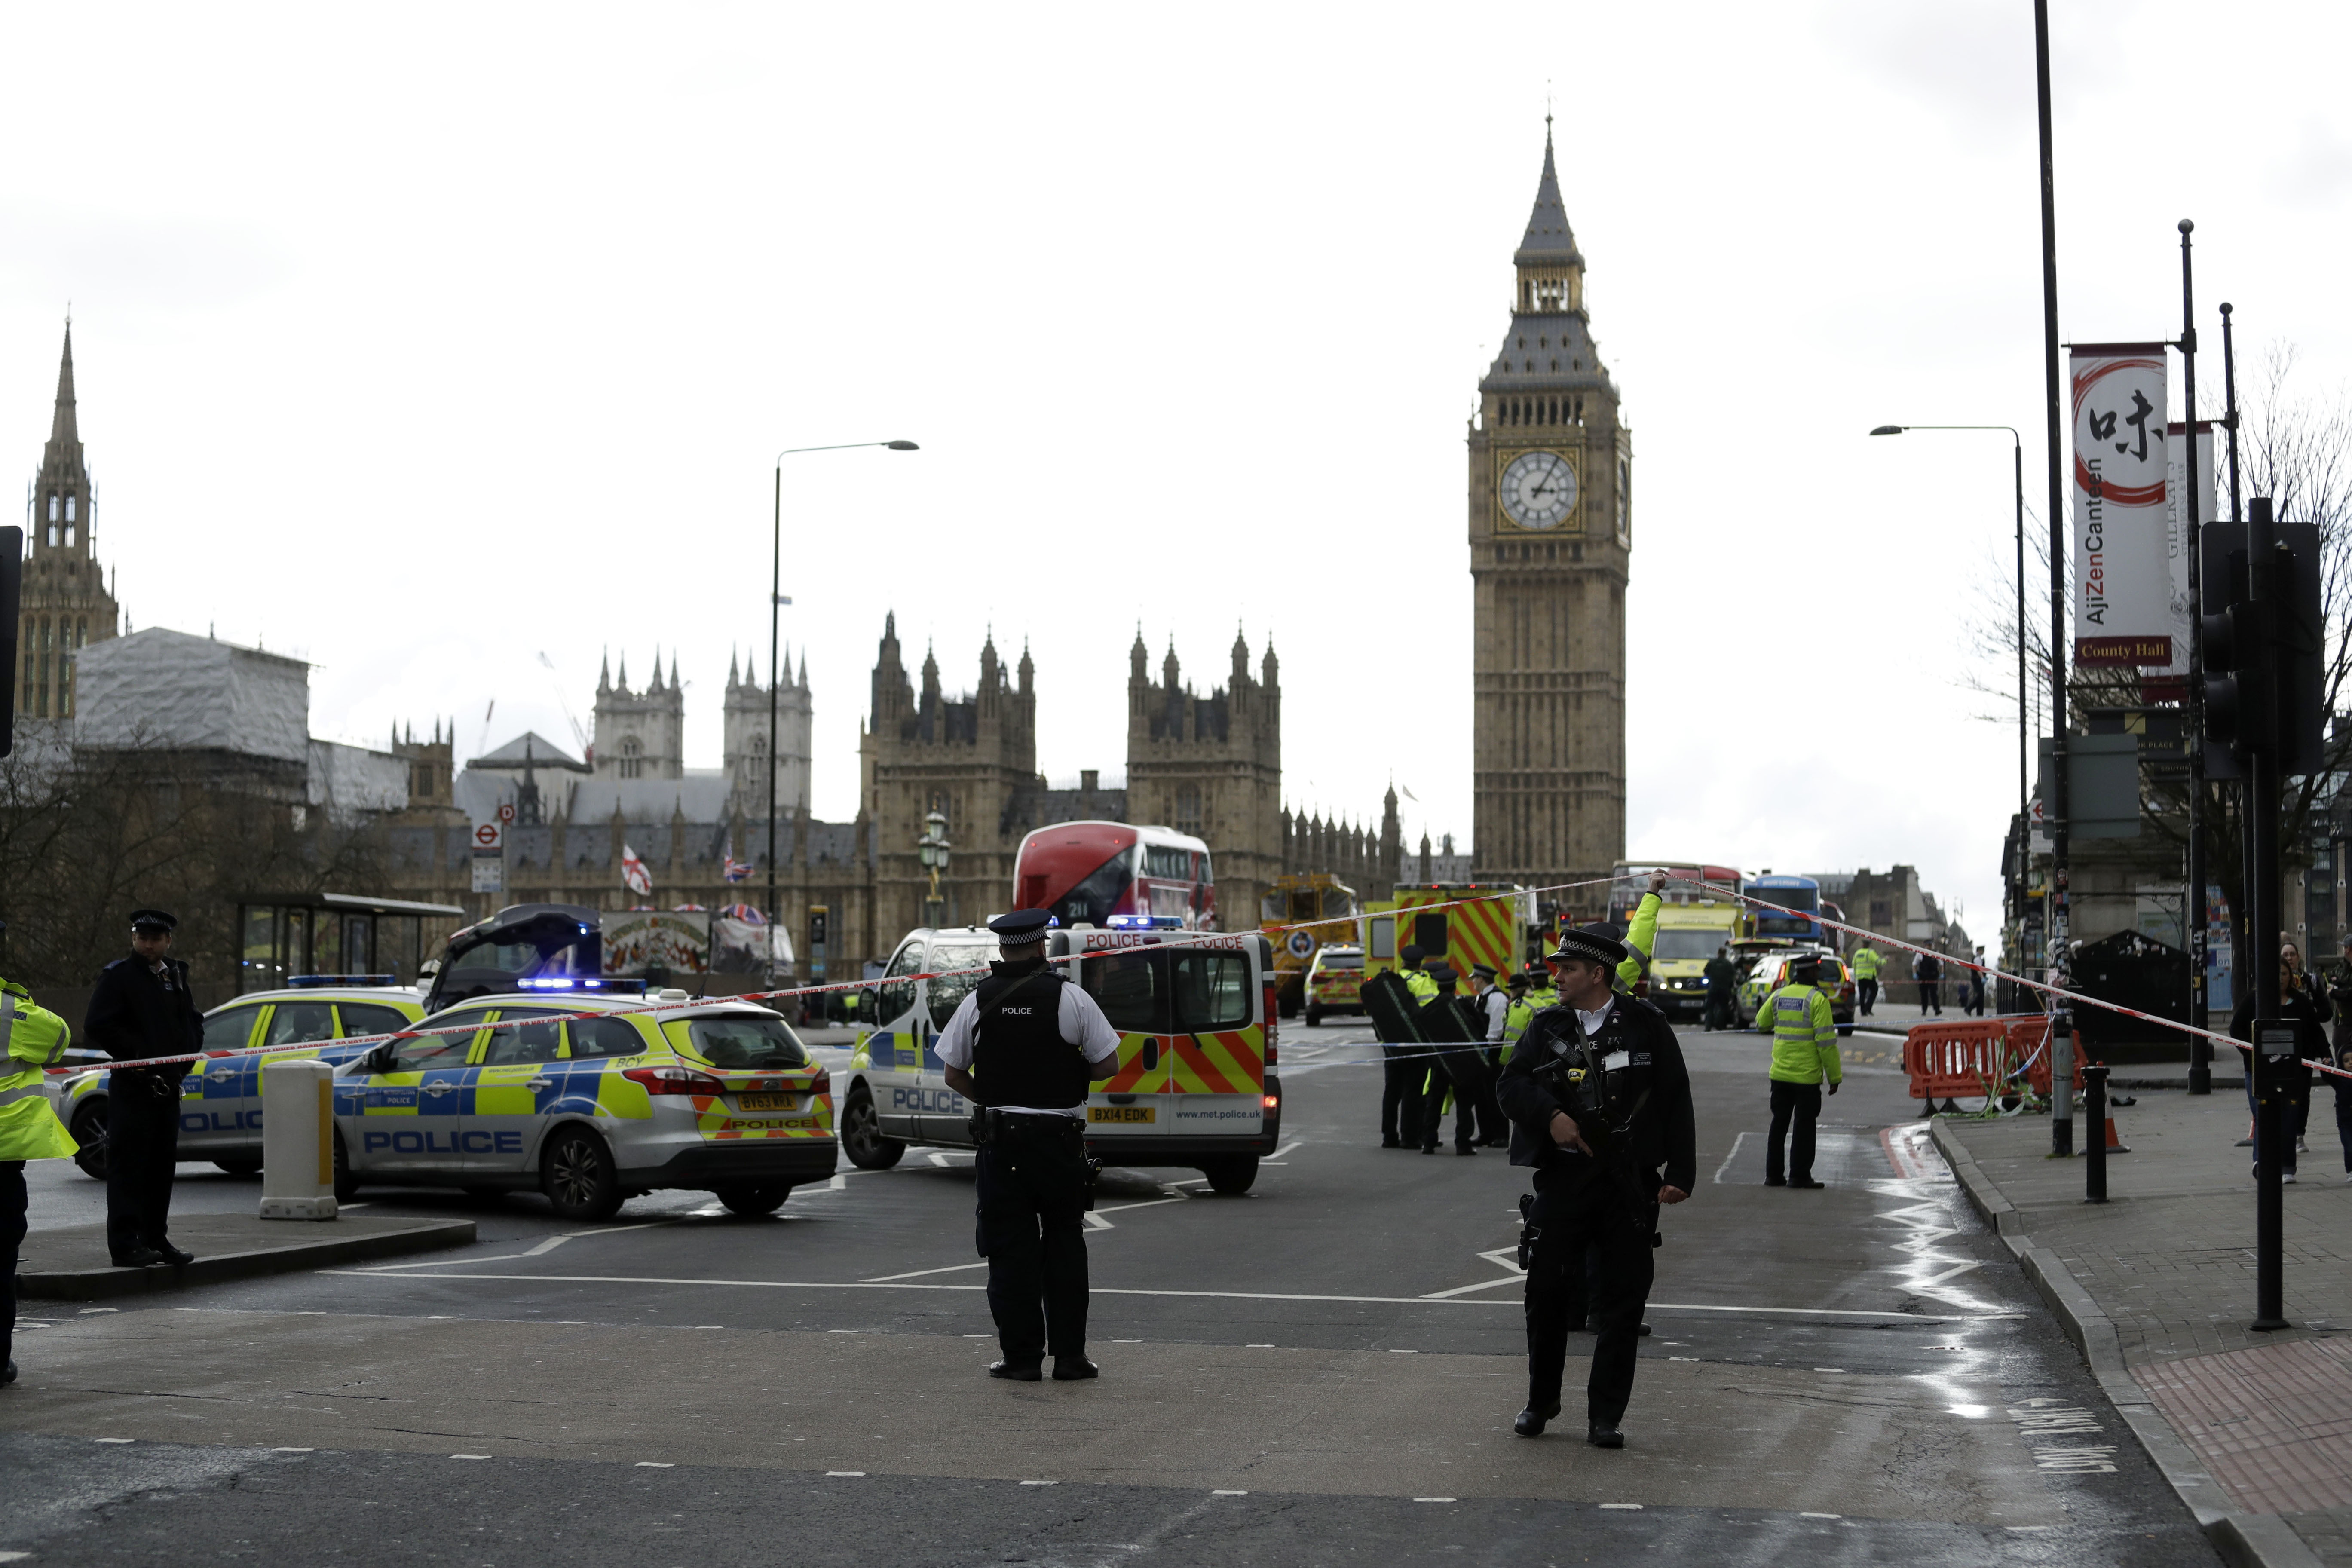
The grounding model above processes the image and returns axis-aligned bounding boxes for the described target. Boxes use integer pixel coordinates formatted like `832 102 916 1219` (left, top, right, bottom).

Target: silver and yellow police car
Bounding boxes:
331 986 836 1221
55 977 428 1182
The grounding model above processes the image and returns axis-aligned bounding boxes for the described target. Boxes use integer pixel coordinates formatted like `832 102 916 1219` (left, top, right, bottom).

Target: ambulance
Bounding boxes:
1360 884 1537 983
837 919 1281 1194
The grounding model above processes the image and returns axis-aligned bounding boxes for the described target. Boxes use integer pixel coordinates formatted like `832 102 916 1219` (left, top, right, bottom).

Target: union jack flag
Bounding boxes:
722 835 752 884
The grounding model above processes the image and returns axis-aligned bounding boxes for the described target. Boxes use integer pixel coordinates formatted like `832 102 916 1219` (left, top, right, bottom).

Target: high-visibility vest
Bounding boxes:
1501 998 1534 1058
0 983 80 1161
1851 948 1883 980
1761 983 1841 1087
1402 967 1439 1003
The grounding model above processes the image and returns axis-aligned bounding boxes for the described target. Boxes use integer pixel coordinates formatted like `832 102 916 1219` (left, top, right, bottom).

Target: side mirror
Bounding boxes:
366 1040 399 1074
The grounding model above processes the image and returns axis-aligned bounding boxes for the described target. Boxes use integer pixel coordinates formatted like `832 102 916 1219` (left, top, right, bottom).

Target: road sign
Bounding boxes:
473 821 503 851
496 802 516 824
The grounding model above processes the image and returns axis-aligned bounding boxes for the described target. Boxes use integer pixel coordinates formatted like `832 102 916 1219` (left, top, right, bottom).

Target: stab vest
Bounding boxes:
968 962 1088 1110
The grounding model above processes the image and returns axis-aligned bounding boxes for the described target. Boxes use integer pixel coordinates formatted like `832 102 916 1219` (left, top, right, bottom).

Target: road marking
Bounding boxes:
1020 1479 1057 1486
94 1437 134 1444
1422 1275 1522 1299
1712 1132 1749 1185
311 1269 2011 1319
1269 1141 1303 1160
635 1461 674 1467
450 1454 491 1460
826 1470 865 1477
1599 1503 1643 1510
863 1262 989 1283
1412 1497 1456 1504
355 1219 679 1271
1212 1489 1248 1495
1800 1511 1842 1519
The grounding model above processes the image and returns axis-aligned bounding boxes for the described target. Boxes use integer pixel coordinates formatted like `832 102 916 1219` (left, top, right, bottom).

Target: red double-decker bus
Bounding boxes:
1013 821 1216 930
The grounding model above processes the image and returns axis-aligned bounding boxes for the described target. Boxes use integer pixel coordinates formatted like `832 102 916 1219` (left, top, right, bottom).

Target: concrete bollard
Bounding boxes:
259 1058 338 1221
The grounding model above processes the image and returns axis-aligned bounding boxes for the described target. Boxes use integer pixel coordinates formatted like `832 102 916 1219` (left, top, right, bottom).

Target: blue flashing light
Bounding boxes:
518 977 578 989
1105 915 1183 930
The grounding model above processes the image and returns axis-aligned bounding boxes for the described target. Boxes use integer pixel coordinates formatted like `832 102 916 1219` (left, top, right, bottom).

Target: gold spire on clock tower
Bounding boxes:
1466 124 1630 917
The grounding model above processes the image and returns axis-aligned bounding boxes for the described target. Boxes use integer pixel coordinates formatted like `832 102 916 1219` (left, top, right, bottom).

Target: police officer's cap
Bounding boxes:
988 909 1054 945
1549 922 1627 969
1424 959 1458 985
1504 971 1529 991
1470 962 1498 982
129 908 178 935
1399 943 1424 966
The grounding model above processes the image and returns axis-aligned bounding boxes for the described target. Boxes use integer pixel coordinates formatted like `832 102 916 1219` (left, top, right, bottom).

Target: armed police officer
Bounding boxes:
1496 922 1694 1449
1381 944 1439 1148
935 909 1120 1382
86 910 203 1268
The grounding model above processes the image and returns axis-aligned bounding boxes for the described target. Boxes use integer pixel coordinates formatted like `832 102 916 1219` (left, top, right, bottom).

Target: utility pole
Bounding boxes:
2179 221 2210 1094
2033 1 2074 1146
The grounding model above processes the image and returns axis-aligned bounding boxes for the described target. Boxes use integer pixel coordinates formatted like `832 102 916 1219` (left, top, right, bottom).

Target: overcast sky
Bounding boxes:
6 1 2349 940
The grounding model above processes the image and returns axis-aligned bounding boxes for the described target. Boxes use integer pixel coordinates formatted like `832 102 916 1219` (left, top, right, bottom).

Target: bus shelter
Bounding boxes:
235 891 469 994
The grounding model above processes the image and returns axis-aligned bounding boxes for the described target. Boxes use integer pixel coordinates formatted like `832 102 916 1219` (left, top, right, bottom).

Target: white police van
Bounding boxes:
836 919 1281 1194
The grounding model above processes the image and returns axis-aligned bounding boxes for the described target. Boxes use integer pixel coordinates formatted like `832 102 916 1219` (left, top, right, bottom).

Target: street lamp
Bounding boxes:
917 808 951 928
1871 423 2029 987
766 439 920 980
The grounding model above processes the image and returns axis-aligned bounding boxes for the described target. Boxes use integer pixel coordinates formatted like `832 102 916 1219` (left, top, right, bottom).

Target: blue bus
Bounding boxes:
1746 874 1826 944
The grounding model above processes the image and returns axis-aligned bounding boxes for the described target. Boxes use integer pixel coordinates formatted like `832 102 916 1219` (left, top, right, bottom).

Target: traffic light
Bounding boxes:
0 527 19 758
2199 501 2324 778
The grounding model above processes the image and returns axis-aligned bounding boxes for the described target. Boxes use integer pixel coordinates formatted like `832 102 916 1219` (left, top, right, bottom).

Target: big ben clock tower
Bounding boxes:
1468 123 1629 916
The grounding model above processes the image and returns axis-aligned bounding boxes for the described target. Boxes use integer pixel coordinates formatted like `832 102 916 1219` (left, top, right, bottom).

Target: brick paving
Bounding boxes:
1945 1087 2352 1560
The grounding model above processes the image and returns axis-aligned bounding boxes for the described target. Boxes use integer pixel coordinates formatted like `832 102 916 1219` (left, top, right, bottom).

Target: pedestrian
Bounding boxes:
1758 956 1842 1188
84 909 203 1268
1380 944 1436 1148
1967 946 1990 1016
1500 971 1534 1062
2326 938 2352 1180
1496 922 1695 1449
934 907 1120 1381
2229 942 2329 1185
1913 948 1943 1016
1851 944 1882 1018
1702 945 1739 1032
1466 963 1512 1146
0 953 81 1389
1416 962 1484 1155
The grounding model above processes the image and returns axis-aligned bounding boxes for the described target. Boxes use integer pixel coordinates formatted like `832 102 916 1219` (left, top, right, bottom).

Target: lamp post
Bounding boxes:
917 808 951 928
766 439 919 980
1871 423 2029 988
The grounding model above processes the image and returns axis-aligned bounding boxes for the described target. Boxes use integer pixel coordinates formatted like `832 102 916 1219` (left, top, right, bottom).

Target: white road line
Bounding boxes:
352 1219 679 1270
1421 1275 1523 1299
1712 1131 1750 1185
311 1269 2012 1318
1268 1141 1303 1160
861 1262 989 1283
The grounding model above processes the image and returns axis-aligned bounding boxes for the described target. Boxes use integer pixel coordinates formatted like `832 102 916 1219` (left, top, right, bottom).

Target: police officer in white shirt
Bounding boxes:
935 908 1121 1381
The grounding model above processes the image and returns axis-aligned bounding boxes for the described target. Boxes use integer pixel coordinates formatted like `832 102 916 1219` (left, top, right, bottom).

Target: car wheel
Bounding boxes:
840 1087 905 1170
714 1184 792 1216
332 1129 361 1202
69 1101 110 1182
1305 1006 1323 1027
1836 1024 1855 1038
1278 992 1301 1020
1200 1156 1259 1195
214 1156 263 1177
542 1127 625 1222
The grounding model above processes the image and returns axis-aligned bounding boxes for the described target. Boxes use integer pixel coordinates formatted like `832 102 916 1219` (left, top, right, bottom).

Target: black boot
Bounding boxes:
987 1360 1042 1381
1513 1400 1560 1437
1587 1420 1625 1449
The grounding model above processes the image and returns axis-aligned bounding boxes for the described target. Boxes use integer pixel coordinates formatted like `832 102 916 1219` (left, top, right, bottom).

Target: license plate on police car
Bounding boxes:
736 1093 802 1111
1088 1106 1155 1124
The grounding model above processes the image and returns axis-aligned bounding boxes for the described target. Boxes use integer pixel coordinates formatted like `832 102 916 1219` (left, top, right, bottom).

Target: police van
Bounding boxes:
838 920 1281 1194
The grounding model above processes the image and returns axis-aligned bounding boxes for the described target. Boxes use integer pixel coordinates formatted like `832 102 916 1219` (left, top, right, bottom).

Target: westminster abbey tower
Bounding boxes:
1467 124 1629 915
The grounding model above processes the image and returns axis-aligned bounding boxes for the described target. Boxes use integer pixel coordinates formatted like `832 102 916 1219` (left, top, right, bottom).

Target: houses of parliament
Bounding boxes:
14 122 1626 976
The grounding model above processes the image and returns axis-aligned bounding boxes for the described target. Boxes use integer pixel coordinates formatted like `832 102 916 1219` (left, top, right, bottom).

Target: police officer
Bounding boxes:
1702 945 1740 1032
1851 944 1883 1017
1499 971 1534 1062
0 957 80 1387
85 910 202 1268
1381 945 1438 1148
1466 963 1511 1145
934 908 1120 1381
1497 922 1694 1449
1417 962 1482 1155
1760 956 1842 1189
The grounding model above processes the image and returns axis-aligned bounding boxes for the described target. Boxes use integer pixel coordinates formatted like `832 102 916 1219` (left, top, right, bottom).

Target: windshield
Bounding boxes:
1653 930 1725 962
682 1014 810 1069
1755 885 1819 914
927 944 995 1029
1316 951 1364 970
1052 845 1138 928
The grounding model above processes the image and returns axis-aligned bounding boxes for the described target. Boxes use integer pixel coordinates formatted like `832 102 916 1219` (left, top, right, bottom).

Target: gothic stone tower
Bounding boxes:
860 614 1037 937
724 645 812 819
1468 126 1630 916
1124 628 1282 930
20 324 122 720
591 650 685 780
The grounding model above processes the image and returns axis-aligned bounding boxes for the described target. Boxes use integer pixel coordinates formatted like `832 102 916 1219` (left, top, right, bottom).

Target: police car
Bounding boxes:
331 989 835 1221
838 919 1281 1194
1303 944 1366 1026
57 977 427 1182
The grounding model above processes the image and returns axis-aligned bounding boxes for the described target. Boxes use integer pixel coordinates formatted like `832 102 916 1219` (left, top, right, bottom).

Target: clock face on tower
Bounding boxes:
1498 450 1578 530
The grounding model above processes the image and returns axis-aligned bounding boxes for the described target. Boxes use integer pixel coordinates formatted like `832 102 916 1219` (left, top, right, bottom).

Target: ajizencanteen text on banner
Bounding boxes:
2070 343 2177 668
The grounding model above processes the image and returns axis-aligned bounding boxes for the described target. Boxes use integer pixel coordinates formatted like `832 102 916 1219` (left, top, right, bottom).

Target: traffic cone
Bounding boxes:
2101 1115 2130 1154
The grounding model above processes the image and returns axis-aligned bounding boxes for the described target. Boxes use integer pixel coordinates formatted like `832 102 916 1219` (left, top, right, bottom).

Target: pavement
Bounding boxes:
16 1214 476 1300
0 1019 2226 1566
1937 1076 2352 1568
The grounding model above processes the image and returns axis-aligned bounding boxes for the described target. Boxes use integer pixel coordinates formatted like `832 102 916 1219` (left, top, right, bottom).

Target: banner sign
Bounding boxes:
2071 343 2172 667
2156 420 2217 678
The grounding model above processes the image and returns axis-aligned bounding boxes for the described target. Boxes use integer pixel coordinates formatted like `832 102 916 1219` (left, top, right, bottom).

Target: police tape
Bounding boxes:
1666 875 2352 1086
56 874 1632 1079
